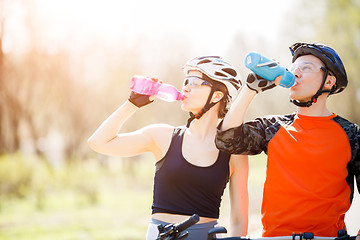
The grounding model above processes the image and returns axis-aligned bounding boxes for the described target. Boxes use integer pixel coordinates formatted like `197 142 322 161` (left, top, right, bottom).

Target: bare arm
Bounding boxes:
228 154 249 237
87 100 173 159
221 74 281 131
221 85 256 131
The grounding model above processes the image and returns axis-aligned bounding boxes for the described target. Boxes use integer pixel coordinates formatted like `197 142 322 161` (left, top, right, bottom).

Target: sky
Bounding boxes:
2 0 294 55
1 0 301 83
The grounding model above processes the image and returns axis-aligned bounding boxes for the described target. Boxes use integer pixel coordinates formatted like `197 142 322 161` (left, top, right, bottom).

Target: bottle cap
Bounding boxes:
177 92 185 101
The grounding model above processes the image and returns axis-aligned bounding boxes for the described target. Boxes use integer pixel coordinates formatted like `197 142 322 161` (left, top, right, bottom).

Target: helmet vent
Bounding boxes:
222 68 237 77
214 71 228 77
198 59 212 64
183 56 242 100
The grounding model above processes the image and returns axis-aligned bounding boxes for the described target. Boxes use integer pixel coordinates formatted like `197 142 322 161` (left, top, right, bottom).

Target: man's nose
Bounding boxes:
292 67 302 78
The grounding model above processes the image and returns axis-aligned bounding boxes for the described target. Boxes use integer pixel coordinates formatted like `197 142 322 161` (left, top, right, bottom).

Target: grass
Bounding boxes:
0 154 267 240
2 153 359 239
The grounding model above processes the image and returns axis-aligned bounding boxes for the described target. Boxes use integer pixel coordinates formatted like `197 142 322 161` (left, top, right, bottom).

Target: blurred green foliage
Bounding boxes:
0 153 267 239
0 153 155 239
0 153 101 212
0 154 49 202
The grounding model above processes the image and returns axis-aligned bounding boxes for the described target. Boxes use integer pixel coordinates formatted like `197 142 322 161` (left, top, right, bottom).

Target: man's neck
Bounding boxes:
296 100 332 117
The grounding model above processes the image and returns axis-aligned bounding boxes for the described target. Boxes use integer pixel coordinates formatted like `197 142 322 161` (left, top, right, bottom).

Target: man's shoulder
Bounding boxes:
332 115 360 133
253 113 296 126
332 116 360 155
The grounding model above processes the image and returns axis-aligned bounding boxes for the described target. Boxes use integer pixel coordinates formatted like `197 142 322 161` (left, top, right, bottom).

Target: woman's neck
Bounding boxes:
187 110 219 140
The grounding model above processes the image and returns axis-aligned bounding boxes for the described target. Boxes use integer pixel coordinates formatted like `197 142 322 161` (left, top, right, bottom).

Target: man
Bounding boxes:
215 43 360 238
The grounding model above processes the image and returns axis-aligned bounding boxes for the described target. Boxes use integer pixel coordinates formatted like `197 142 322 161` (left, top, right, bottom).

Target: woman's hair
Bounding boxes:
202 75 230 119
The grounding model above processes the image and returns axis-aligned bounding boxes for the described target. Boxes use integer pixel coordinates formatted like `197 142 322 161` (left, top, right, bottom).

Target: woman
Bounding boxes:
88 56 249 239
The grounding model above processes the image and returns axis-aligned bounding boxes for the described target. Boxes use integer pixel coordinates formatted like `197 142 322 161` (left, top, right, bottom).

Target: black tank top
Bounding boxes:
152 127 231 218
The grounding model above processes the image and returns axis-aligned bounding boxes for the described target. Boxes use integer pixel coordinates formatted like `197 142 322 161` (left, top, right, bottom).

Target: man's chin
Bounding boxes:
290 97 312 103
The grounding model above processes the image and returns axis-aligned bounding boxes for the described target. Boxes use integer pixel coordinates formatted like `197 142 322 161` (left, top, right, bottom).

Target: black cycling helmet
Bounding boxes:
289 43 348 107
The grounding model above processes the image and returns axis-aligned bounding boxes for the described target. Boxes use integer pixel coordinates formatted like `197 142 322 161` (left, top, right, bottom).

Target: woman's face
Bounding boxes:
181 70 213 113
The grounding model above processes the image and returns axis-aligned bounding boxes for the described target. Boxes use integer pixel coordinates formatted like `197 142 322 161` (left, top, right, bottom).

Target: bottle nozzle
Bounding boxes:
177 93 185 101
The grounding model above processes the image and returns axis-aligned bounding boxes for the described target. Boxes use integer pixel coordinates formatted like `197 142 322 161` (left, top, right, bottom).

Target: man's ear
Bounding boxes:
212 91 224 103
324 75 336 90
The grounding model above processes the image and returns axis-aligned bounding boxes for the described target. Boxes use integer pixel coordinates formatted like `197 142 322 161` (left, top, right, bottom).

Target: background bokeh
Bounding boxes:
0 0 359 239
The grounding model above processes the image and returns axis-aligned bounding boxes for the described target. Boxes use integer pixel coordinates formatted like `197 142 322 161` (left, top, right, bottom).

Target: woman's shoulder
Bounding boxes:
141 123 175 137
144 123 189 141
141 124 180 161
142 124 187 133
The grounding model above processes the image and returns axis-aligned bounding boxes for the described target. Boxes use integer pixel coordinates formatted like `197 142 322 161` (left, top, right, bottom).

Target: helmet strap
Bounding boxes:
186 87 217 128
291 68 331 108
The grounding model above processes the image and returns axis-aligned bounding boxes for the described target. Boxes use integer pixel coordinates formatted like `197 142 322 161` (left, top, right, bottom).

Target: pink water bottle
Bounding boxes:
130 76 184 102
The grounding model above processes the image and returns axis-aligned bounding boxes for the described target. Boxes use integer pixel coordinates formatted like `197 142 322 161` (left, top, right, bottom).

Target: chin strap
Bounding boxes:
291 68 331 108
186 88 216 128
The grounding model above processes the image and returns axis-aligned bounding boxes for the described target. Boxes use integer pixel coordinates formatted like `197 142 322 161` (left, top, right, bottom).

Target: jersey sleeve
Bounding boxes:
348 122 360 237
216 114 295 155
333 116 360 197
353 124 360 194
215 117 271 155
334 116 360 195
215 119 265 155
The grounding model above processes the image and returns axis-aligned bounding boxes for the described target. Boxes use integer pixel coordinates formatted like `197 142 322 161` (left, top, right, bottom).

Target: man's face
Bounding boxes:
289 55 327 102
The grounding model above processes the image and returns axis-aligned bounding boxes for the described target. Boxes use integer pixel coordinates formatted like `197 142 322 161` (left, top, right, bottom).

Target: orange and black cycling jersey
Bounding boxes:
216 113 360 237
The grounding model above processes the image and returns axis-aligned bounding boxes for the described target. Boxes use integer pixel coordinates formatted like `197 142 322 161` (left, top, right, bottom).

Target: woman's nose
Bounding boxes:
182 85 191 92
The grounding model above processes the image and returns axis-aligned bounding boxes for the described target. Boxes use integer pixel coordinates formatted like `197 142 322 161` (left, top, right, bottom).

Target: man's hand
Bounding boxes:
246 73 278 93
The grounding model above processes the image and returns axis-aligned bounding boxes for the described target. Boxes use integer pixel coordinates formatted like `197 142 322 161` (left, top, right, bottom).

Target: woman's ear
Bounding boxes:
324 75 336 90
212 91 224 103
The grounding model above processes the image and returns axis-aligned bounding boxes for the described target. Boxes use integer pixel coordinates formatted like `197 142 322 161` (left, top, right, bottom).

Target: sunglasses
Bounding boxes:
183 76 213 87
290 62 326 73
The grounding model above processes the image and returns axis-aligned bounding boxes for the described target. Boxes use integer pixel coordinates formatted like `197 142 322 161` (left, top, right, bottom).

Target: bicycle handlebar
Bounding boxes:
208 228 357 240
156 214 200 240
157 215 357 240
209 236 357 240
174 213 200 233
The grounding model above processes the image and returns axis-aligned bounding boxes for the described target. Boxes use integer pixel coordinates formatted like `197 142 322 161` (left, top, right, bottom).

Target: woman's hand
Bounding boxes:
128 77 159 107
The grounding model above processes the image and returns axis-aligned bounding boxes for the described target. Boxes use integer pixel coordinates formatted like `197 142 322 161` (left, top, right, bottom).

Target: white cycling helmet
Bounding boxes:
183 56 242 100
183 56 242 127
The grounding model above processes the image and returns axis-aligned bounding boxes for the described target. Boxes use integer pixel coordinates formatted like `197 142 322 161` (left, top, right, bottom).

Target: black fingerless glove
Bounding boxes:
128 91 154 108
246 73 277 94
